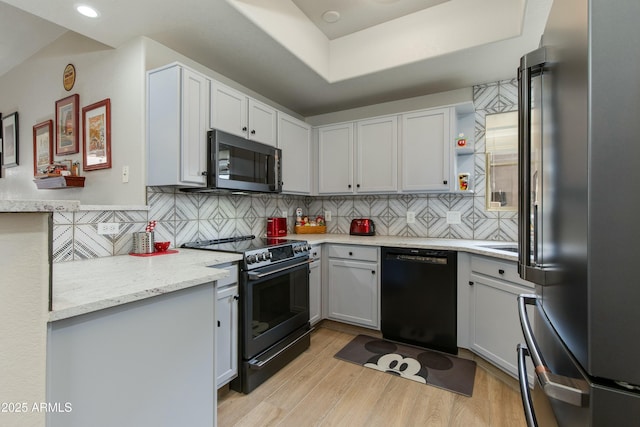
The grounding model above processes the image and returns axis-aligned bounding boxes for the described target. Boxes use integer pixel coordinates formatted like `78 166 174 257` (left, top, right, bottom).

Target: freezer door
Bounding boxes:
517 295 640 426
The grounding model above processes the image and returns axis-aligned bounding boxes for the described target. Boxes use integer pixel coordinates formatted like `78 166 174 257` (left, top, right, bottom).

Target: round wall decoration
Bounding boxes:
63 64 76 91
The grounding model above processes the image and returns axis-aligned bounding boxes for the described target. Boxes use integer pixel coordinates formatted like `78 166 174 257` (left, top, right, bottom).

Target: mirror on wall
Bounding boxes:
485 111 518 211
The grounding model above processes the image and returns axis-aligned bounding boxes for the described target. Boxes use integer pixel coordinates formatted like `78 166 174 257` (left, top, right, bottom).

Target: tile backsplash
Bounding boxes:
52 79 518 262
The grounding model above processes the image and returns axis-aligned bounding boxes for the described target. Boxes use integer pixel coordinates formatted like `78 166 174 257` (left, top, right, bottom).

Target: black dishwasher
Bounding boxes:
381 247 457 354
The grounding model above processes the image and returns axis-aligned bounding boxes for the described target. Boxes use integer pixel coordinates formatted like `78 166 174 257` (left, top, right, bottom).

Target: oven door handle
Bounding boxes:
247 259 311 280
248 327 314 370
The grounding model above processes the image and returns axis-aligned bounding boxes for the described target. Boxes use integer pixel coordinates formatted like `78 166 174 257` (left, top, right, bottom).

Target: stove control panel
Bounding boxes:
244 241 310 269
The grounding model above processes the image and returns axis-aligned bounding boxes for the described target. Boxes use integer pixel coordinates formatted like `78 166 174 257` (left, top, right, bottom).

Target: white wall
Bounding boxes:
0 32 146 205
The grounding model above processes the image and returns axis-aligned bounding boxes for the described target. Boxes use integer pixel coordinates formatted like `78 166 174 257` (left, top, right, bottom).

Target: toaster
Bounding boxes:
349 218 375 236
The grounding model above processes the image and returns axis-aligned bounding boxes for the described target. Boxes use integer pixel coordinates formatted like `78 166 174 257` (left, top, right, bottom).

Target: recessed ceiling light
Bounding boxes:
322 10 341 24
76 5 99 18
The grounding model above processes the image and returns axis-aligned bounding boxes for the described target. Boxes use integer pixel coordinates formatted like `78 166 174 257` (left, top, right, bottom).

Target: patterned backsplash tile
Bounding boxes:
52 79 518 262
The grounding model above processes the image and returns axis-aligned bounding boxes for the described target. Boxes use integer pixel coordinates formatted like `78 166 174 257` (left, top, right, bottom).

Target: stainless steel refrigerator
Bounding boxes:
516 0 640 425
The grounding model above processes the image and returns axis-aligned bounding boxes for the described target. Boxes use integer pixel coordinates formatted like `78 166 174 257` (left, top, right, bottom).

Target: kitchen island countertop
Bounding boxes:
51 249 242 322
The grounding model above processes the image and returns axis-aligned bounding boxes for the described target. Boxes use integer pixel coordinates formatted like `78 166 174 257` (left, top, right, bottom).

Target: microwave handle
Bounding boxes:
273 151 282 192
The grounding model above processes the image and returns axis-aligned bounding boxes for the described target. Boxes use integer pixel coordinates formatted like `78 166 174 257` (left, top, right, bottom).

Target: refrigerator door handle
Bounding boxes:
518 47 548 285
517 294 590 407
517 344 538 427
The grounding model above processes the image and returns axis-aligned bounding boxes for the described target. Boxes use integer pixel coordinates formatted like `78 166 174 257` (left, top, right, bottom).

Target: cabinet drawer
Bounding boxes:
328 245 378 262
215 263 238 288
471 256 532 288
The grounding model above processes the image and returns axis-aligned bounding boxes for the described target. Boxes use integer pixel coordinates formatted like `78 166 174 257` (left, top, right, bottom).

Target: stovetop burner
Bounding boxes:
181 235 310 270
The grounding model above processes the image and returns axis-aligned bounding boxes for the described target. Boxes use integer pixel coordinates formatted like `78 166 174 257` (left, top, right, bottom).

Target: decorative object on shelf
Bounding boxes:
82 98 111 171
63 64 76 91
55 94 79 155
458 172 470 191
33 120 53 175
1 112 19 168
456 133 467 149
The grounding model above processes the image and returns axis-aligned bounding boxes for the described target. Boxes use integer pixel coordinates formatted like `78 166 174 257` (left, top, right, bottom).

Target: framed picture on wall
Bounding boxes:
55 94 79 155
82 98 111 171
1 112 19 168
33 120 53 175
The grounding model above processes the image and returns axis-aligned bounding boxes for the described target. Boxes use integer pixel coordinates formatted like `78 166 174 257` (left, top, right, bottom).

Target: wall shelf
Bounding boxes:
33 175 85 189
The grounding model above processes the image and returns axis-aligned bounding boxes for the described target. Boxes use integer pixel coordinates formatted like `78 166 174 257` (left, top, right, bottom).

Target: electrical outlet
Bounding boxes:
406 211 416 224
324 210 332 221
446 211 462 224
281 210 287 218
97 223 119 235
122 166 129 183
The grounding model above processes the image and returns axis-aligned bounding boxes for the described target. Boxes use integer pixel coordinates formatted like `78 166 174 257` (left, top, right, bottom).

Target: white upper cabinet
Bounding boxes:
210 80 277 146
356 116 398 193
400 107 452 191
147 64 209 187
277 112 311 194
248 98 277 146
317 116 397 195
317 122 354 194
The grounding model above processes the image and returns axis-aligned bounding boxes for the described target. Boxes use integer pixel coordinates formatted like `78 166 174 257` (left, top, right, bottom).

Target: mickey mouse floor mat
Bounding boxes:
334 334 476 397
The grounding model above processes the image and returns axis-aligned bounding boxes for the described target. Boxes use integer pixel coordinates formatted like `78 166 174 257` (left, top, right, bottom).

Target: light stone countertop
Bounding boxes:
49 234 517 322
50 249 242 322
0 199 80 212
287 233 519 261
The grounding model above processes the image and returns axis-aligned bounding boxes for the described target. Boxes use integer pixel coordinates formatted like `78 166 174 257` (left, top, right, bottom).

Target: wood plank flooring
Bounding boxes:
218 323 526 427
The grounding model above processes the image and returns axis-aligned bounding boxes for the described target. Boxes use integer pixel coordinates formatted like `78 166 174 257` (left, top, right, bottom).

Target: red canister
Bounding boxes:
266 217 287 237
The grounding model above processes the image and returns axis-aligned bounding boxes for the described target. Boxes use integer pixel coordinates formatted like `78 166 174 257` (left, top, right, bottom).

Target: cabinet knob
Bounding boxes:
349 252 353 256
498 269 505 275
348 184 352 189
201 171 207 176
371 270 375 275
234 295 239 300
217 320 221 327
356 184 360 188
251 129 256 134
468 281 474 286
242 126 247 131
443 180 448 185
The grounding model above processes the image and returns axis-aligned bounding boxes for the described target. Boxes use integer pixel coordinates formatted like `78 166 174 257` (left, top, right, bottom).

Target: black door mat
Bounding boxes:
334 334 476 397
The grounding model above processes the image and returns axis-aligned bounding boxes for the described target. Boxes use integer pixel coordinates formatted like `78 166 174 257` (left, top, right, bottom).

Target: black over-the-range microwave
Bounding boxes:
184 129 282 193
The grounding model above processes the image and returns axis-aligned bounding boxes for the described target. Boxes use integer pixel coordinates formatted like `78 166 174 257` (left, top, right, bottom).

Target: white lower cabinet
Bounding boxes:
326 245 379 329
467 255 535 381
215 264 239 388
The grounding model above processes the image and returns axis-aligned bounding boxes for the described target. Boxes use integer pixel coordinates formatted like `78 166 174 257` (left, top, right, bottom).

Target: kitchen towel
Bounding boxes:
334 334 476 396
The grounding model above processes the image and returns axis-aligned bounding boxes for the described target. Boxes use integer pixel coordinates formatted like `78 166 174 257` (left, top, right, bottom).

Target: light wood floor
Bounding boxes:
218 322 526 427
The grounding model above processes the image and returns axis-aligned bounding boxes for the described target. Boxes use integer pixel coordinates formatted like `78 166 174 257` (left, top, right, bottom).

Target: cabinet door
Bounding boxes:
147 65 208 187
356 116 398 192
469 274 534 381
401 108 451 191
309 259 321 326
318 123 354 194
181 68 209 185
216 285 238 388
277 112 311 193
210 80 248 138
248 98 277 146
327 258 378 328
